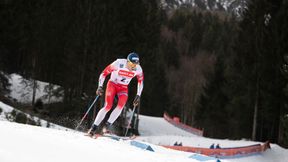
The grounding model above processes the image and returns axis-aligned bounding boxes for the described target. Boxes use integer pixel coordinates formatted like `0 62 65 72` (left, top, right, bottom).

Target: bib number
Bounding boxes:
121 78 126 82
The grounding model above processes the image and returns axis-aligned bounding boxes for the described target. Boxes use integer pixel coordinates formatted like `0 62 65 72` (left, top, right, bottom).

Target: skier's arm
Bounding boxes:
132 72 144 106
98 61 117 87
136 72 144 96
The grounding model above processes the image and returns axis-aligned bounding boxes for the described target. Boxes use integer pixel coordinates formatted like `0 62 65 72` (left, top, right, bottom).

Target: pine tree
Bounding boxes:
225 0 287 142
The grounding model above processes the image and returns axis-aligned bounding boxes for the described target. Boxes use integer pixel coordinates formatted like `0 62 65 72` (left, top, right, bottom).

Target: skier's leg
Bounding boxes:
93 82 116 126
107 92 128 124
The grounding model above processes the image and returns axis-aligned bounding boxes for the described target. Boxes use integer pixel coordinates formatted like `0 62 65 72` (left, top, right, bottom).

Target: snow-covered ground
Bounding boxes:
0 101 69 131
137 115 288 162
0 101 288 162
0 121 206 162
1 73 287 162
8 73 63 104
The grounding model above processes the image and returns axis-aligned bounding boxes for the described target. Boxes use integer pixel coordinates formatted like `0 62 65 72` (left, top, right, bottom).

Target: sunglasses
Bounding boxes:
128 61 138 68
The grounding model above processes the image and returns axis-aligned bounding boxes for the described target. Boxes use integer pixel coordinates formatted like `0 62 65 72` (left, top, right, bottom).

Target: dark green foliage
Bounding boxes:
163 8 238 130
5 109 41 125
8 110 38 125
159 40 179 68
281 116 288 147
10 110 17 120
26 118 37 126
0 0 168 116
0 72 10 96
196 60 230 138
275 0 288 147
162 0 288 146
223 0 287 143
14 112 27 124
194 0 206 10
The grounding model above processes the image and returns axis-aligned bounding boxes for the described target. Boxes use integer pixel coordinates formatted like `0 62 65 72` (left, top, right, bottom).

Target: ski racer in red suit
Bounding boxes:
87 52 144 136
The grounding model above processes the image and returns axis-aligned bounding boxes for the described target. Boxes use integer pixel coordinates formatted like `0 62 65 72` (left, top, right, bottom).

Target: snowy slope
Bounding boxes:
0 101 287 162
138 115 260 147
8 73 63 104
0 121 223 162
0 101 69 131
137 115 288 162
138 115 197 137
0 102 222 162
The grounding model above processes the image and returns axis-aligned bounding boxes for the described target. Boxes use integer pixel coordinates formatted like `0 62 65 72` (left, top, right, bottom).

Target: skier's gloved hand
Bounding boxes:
133 95 140 107
96 86 104 96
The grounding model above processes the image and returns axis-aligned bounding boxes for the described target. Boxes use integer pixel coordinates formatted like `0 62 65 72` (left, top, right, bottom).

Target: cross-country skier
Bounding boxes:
87 52 144 136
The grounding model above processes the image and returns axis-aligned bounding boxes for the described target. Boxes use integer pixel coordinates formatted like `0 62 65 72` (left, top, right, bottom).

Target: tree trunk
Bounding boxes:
32 79 37 106
79 0 92 95
32 57 37 106
252 75 260 140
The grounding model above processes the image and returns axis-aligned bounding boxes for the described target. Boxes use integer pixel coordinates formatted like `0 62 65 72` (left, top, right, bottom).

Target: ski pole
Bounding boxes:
125 105 137 137
75 95 100 130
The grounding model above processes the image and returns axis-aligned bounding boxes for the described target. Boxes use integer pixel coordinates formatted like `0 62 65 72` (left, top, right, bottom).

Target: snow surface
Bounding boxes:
0 101 69 131
138 115 288 162
8 73 63 104
0 121 219 162
0 102 288 162
1 74 288 162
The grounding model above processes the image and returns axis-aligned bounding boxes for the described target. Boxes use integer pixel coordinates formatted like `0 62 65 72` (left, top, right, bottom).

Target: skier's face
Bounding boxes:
127 61 137 70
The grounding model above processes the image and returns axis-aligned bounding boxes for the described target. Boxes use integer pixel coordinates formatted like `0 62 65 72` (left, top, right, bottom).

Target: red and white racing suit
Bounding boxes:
93 59 144 125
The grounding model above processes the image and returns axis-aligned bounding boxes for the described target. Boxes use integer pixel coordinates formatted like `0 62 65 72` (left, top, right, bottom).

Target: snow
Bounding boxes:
0 101 69 131
138 115 260 148
138 115 288 162
1 74 288 162
0 121 213 162
0 102 288 162
138 115 197 137
8 73 63 104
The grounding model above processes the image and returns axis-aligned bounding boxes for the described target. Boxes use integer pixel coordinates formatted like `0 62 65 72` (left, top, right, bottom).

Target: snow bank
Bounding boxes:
8 73 63 104
0 121 223 162
0 101 69 131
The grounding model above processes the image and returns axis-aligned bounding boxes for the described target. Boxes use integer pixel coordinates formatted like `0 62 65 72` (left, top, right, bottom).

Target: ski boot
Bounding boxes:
102 122 114 135
87 124 99 137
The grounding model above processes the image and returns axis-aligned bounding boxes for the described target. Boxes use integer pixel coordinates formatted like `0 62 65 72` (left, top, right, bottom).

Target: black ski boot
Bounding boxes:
87 124 99 137
102 122 114 134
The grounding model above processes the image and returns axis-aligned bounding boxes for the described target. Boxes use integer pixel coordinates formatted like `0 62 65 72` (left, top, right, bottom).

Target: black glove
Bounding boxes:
96 86 104 96
133 95 140 106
